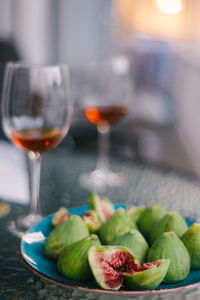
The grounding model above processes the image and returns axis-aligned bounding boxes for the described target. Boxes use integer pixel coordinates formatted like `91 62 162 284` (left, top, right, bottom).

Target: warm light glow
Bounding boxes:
157 0 182 15
114 0 191 41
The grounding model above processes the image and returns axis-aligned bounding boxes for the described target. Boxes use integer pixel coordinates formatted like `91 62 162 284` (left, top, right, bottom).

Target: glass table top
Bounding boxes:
1 145 200 299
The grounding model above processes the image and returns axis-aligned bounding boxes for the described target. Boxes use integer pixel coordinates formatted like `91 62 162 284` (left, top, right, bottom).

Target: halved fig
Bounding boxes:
88 192 114 222
98 208 130 245
52 207 71 226
124 259 170 290
44 215 89 259
57 234 101 281
82 210 102 233
182 223 200 269
137 204 167 240
110 229 149 264
88 245 140 290
149 211 188 245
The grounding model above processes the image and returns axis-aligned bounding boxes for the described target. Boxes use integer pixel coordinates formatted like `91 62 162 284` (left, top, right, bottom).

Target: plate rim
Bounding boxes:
20 251 200 295
20 204 200 295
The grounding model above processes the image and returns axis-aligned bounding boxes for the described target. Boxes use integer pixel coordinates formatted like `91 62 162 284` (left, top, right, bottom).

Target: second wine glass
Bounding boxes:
2 62 73 236
79 56 131 192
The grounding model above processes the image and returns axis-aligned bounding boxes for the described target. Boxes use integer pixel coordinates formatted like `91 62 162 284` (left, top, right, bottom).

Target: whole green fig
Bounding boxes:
182 223 200 269
126 210 138 231
110 229 149 264
127 205 145 224
137 204 167 240
44 215 89 259
147 232 190 283
98 208 130 244
149 211 188 245
57 234 101 281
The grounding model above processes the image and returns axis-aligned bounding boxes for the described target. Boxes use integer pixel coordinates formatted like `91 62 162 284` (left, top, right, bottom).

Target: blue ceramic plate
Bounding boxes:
20 204 200 295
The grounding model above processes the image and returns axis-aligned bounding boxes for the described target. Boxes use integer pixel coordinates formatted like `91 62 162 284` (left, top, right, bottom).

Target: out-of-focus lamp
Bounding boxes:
157 0 183 15
113 0 198 42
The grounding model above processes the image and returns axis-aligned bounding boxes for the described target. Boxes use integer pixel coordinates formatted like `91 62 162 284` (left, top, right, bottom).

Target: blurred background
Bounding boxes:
0 0 200 179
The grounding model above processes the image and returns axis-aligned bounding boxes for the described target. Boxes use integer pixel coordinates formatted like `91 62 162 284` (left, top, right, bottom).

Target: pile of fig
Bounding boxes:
43 192 200 291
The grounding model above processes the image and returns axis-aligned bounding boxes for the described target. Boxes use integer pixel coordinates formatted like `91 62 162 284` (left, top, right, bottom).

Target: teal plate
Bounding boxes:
20 204 200 295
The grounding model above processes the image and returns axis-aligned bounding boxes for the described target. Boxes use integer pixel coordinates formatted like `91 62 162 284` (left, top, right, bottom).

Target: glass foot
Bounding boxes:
8 213 43 238
79 169 124 192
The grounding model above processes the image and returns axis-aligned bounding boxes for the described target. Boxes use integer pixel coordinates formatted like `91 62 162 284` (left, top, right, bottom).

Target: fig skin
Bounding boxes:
44 215 89 260
149 211 188 245
57 234 101 281
137 204 167 240
110 229 149 264
182 223 200 269
82 210 102 233
126 212 138 231
88 245 140 290
147 232 190 283
124 259 170 290
127 205 145 224
98 208 131 245
88 192 114 222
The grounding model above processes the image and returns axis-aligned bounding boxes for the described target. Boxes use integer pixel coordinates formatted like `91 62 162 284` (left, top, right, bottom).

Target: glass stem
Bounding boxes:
96 122 110 173
28 151 41 215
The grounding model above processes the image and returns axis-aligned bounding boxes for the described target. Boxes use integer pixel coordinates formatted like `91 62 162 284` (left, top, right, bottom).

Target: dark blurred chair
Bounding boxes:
0 39 20 140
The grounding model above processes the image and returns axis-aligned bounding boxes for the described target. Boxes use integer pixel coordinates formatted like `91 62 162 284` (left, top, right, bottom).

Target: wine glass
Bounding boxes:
79 56 131 192
1 62 72 237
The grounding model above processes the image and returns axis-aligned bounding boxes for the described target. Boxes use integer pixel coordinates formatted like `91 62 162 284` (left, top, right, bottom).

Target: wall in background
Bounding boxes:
0 0 55 64
57 0 115 66
0 0 11 38
0 0 117 66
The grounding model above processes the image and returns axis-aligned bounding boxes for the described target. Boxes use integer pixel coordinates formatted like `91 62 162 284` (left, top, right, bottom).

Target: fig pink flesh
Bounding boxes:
94 250 164 289
140 260 162 271
126 205 135 212
60 212 70 221
101 203 113 220
95 251 140 288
